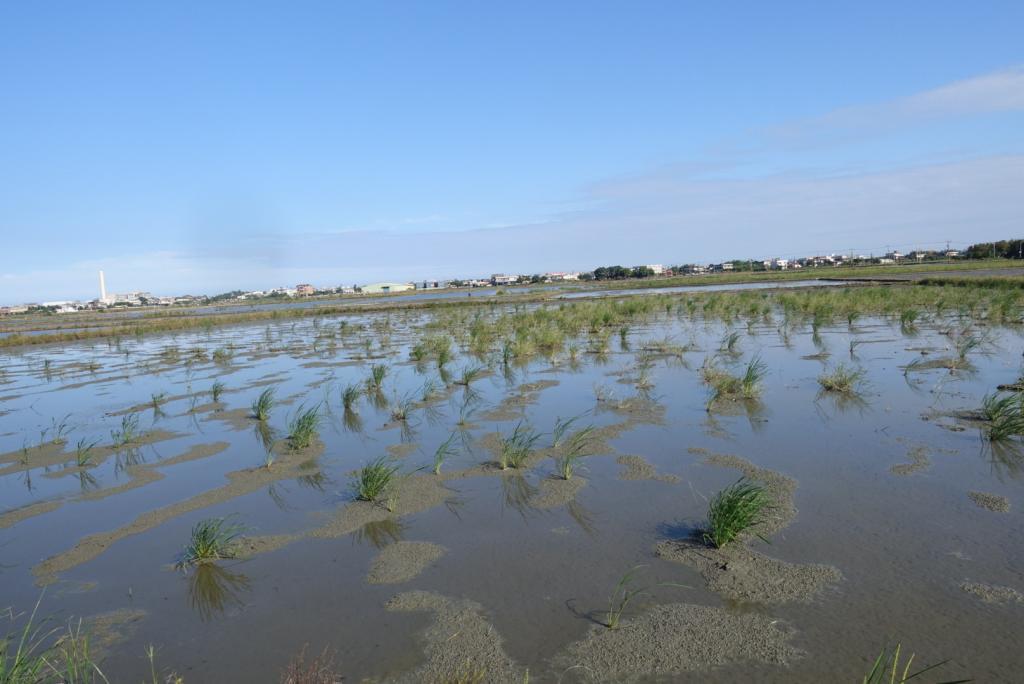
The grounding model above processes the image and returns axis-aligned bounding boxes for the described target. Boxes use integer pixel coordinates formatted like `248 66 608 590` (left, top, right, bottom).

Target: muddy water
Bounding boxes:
1 305 1022 682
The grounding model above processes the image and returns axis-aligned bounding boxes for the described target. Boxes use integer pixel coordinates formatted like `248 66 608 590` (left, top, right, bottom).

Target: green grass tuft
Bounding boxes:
818 364 866 393
353 456 401 503
704 478 771 548
287 404 321 451
497 422 541 470
175 517 244 568
251 387 276 421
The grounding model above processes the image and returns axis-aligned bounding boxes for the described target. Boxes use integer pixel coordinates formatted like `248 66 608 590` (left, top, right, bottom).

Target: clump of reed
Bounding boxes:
110 413 140 447
150 392 167 413
280 645 341 684
980 392 1024 442
497 422 541 470
862 643 968 684
551 415 581 448
703 478 771 548
210 381 226 403
212 346 234 364
554 425 596 480
287 404 321 451
432 432 458 475
352 456 401 503
454 364 485 386
367 364 388 391
389 393 415 422
49 414 72 446
0 598 109 684
175 517 244 568
341 383 362 412
817 364 866 393
702 356 767 408
74 438 100 468
251 387 276 421
603 565 685 630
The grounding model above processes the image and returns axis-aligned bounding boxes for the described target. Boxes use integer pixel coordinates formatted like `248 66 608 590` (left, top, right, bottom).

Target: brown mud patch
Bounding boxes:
616 455 679 483
0 500 62 529
202 407 253 431
33 441 323 584
384 591 526 684
1 443 229 529
960 582 1024 605
890 446 930 476
387 442 418 459
238 473 452 558
367 541 446 584
531 477 586 510
479 379 560 422
598 396 665 425
967 491 1010 512
0 429 182 474
85 607 147 658
554 602 801 682
656 540 841 604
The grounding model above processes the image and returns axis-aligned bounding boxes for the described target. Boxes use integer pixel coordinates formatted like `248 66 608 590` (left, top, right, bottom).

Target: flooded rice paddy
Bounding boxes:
1 287 1022 682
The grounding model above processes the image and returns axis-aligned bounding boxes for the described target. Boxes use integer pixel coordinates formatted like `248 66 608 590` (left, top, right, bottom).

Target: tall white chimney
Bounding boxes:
99 270 107 303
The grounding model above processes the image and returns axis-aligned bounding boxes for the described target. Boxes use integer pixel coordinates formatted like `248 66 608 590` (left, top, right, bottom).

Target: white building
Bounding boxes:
646 264 665 275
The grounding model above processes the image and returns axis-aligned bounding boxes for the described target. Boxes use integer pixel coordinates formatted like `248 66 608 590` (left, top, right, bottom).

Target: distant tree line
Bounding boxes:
591 265 655 280
964 239 1024 260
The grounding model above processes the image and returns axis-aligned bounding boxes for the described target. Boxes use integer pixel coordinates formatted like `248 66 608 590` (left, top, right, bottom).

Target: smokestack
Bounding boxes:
99 270 107 303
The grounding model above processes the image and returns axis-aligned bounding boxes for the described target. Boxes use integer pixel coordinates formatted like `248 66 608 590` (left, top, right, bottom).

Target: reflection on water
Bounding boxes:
982 441 1024 482
186 563 252 622
501 474 538 519
353 518 405 549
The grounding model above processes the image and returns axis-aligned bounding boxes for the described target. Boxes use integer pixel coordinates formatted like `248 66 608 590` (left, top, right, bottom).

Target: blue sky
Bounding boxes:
2 2 1023 303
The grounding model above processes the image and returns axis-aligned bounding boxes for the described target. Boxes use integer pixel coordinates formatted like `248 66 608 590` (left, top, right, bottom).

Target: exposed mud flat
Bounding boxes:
967 491 1010 513
616 454 679 483
384 591 527 683
239 472 453 557
960 582 1024 605
0 429 183 475
34 441 325 583
367 541 446 584
890 446 931 476
85 607 148 657
386 442 418 459
531 476 586 509
554 602 802 682
656 539 842 604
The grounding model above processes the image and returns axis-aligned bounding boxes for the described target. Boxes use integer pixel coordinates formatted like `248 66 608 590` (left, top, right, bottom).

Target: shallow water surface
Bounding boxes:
1 301 1021 682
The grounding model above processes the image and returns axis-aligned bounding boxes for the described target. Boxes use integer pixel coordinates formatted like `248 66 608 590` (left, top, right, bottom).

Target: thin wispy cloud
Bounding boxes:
767 65 1024 144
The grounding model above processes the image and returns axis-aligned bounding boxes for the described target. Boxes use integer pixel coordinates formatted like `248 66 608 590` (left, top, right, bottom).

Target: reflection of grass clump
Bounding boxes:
176 517 244 568
704 478 771 548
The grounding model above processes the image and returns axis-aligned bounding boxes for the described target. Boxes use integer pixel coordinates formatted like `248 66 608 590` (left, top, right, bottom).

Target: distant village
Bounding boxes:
0 246 969 316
